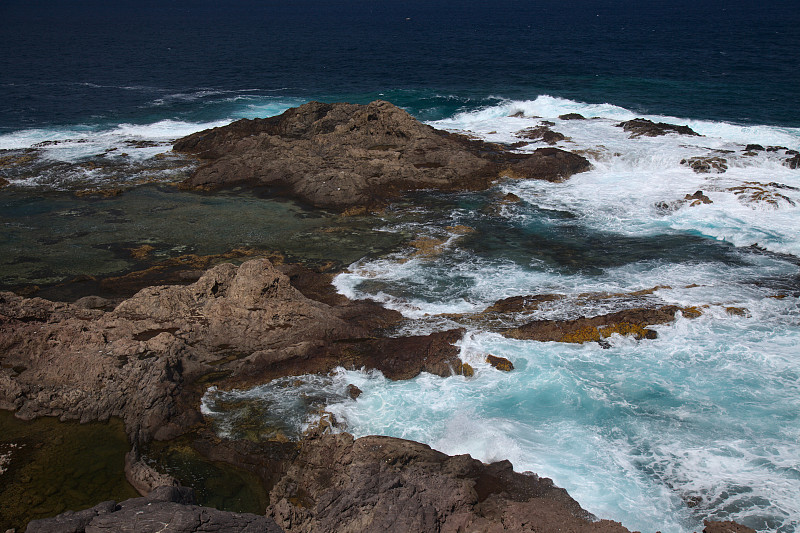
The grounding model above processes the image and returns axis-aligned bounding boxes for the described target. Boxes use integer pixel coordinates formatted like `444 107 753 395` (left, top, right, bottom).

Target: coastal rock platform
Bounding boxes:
174 100 591 209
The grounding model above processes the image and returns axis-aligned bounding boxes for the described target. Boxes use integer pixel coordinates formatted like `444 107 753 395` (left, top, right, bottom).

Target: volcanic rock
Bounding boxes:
617 118 700 138
703 520 757 533
559 113 586 120
486 354 514 371
504 306 684 343
0 258 464 445
515 125 567 145
684 190 713 205
174 100 591 209
267 433 631 533
681 156 728 173
26 486 282 533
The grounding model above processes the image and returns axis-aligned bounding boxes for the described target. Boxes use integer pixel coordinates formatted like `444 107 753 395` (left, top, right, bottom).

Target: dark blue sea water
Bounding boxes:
2 0 799 131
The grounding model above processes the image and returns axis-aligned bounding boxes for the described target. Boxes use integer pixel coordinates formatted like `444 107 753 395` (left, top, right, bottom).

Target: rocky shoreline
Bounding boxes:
0 102 760 532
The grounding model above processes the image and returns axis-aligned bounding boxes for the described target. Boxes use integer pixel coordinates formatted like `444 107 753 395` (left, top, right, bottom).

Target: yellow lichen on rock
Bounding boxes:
461 362 475 377
486 354 514 372
680 306 704 319
129 244 156 260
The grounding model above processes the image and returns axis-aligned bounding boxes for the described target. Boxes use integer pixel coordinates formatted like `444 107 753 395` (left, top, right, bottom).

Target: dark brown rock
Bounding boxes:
486 354 514 371
703 520 757 533
174 101 591 208
515 125 567 145
27 486 282 533
785 153 800 169
346 384 362 400
267 433 631 533
684 190 713 205
0 177 9 188
482 293 563 314
559 113 586 120
744 144 765 152
501 147 592 183
504 306 683 343
0 258 462 445
617 118 700 138
681 156 728 173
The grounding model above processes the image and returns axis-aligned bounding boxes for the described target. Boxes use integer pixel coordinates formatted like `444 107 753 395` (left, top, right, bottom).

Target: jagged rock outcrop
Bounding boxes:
617 118 700 138
267 433 631 533
681 156 728 173
173 100 591 209
26 486 282 533
0 259 464 444
515 125 567 145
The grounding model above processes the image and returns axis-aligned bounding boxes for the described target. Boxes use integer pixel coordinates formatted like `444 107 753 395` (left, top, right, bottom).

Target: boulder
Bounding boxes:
681 156 728 173
174 101 591 209
486 354 514 371
617 118 700 138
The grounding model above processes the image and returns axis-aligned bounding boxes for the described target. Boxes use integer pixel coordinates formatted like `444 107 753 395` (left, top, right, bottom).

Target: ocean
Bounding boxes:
2 1 799 532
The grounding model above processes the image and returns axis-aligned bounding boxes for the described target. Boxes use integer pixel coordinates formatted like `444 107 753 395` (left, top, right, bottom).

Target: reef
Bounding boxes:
173 100 591 209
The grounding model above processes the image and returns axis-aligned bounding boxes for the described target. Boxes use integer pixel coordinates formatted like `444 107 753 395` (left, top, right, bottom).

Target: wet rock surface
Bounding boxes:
503 306 682 343
617 118 700 138
174 100 591 209
515 125 567 145
681 156 728 173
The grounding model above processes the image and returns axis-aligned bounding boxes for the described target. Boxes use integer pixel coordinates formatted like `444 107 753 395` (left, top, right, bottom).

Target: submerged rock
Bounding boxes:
174 100 591 209
617 118 700 138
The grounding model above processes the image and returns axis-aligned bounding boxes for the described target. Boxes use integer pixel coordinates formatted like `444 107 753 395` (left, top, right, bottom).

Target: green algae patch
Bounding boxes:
145 437 269 515
0 411 138 532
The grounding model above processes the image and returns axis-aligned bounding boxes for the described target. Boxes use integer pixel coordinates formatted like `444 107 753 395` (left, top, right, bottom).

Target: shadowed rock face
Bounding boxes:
26 486 283 533
174 100 591 209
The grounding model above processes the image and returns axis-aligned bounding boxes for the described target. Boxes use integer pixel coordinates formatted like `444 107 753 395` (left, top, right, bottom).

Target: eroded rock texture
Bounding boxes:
174 100 591 209
267 433 631 533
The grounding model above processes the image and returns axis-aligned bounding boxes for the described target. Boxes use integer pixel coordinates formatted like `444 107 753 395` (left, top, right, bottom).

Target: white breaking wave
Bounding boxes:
427 95 800 257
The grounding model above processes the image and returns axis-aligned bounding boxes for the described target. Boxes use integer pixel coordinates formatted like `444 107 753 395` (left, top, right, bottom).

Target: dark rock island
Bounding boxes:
174 100 591 209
